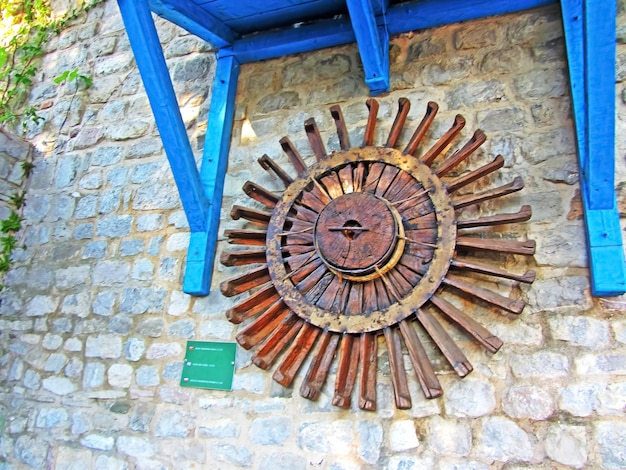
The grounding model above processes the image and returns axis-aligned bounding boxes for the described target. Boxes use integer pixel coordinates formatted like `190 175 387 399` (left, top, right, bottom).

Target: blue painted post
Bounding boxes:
345 0 390 95
117 0 209 232
184 55 240 295
561 0 625 296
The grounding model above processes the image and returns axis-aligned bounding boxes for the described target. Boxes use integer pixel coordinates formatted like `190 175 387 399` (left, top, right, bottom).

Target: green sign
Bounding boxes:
180 341 236 391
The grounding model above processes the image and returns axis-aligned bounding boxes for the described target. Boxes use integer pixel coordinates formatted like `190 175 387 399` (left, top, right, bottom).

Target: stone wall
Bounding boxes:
0 1 625 469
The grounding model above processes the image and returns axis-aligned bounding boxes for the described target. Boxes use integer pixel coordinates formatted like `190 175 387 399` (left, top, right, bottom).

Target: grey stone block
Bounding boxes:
93 260 130 286
83 362 105 389
137 318 164 338
75 194 98 219
73 223 94 240
36 407 69 428
82 240 107 259
136 366 160 387
119 239 144 257
98 188 122 215
107 315 133 334
85 334 122 359
120 287 166 314
96 215 132 238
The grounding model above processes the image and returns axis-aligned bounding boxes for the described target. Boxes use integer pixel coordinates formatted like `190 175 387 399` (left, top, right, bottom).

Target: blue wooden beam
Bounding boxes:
345 0 389 95
183 55 240 295
118 0 209 232
561 0 625 296
150 0 237 48
219 16 356 63
384 0 557 34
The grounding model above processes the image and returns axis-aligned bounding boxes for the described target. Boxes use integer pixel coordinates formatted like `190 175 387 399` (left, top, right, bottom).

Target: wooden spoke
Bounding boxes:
384 327 412 409
319 172 344 198
220 249 267 267
353 162 366 192
446 155 504 193
421 114 466 166
224 229 267 246
316 275 342 310
338 164 354 193
382 170 416 202
363 162 386 192
305 117 327 161
436 129 486 177
301 332 340 400
284 250 317 271
295 263 328 293
358 333 378 410
293 203 319 223
333 334 360 408
280 136 308 175
226 282 279 324
457 205 532 229
330 104 351 150
430 294 503 353
416 308 473 377
279 228 314 246
403 101 439 155
310 179 332 204
373 277 392 311
289 257 324 284
363 98 379 146
221 98 536 411
230 205 271 226
443 273 526 314
258 154 294 187
252 315 304 369
345 282 364 316
451 257 536 283
236 301 291 349
299 189 326 213
220 265 271 297
375 165 401 197
456 236 536 255
386 97 411 148
273 322 321 387
399 319 442 398
453 176 524 209
304 272 335 304
243 181 279 208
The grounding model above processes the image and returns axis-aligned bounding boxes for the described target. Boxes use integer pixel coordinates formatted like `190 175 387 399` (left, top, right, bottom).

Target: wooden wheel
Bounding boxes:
219 98 536 410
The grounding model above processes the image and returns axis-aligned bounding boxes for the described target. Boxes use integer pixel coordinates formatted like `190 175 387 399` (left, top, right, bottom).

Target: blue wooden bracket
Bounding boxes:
345 0 389 95
561 0 626 296
184 56 240 295
118 0 240 295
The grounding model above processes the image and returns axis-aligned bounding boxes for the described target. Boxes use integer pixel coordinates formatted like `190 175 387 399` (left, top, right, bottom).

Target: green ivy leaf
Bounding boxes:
53 69 70 84
0 235 17 253
1 212 23 234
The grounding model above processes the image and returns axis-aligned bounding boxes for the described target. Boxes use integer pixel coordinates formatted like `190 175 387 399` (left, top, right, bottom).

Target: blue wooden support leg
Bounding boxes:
561 0 626 296
184 56 240 295
118 0 209 232
345 0 390 95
